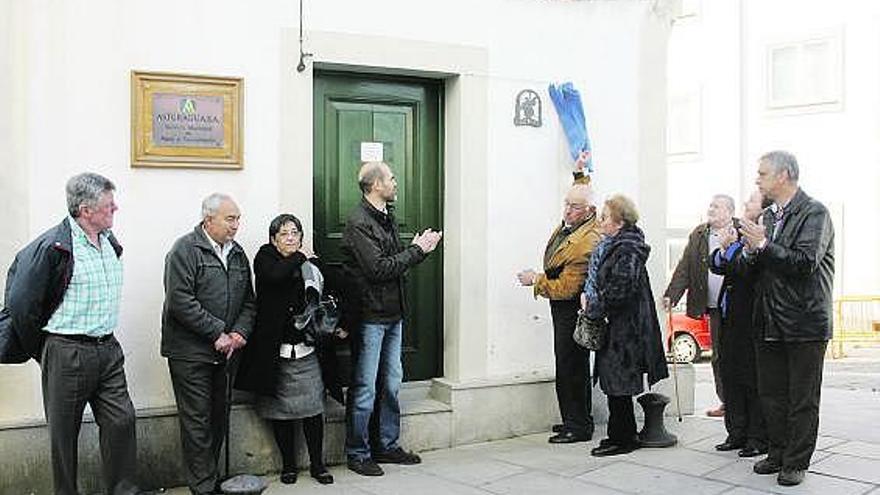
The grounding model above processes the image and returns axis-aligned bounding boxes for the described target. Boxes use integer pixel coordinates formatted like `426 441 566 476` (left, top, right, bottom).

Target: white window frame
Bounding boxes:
667 88 702 157
765 31 843 113
677 0 700 19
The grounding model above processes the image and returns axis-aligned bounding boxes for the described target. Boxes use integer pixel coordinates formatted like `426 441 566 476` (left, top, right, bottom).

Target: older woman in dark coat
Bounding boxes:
585 194 668 457
235 214 334 485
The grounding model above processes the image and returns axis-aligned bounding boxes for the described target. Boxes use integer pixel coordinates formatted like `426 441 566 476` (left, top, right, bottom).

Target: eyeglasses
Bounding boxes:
564 202 588 211
277 230 302 238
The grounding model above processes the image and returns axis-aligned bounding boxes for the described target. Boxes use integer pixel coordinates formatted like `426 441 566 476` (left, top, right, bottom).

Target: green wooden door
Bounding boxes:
313 72 443 382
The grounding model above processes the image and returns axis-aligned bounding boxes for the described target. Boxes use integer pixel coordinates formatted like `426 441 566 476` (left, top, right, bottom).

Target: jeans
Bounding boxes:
345 320 403 461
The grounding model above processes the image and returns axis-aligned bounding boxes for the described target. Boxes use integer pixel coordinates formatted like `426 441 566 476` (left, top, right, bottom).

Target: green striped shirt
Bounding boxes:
44 217 123 337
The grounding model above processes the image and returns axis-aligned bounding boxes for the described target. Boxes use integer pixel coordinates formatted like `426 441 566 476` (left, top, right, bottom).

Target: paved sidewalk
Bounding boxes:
165 414 880 494
165 346 880 494
168 417 880 495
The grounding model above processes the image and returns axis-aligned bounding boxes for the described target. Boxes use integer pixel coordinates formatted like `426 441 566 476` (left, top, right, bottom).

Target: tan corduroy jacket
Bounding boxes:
533 173 601 301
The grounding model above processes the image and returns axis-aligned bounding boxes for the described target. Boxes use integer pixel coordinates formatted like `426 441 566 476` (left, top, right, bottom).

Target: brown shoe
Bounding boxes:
705 404 725 417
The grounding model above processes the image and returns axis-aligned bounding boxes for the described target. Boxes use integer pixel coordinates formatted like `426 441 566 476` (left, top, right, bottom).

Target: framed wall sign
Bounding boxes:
131 71 243 169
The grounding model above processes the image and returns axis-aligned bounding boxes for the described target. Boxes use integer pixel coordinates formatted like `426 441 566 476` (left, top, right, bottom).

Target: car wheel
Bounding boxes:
672 333 700 363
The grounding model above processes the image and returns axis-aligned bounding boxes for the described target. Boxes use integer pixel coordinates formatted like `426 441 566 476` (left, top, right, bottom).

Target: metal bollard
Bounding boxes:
637 392 678 448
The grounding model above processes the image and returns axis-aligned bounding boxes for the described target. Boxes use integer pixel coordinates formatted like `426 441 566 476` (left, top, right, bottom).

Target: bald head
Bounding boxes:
358 161 390 194
358 161 397 206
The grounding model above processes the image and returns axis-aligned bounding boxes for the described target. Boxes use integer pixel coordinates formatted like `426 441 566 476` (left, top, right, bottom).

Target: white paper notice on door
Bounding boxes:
360 142 384 162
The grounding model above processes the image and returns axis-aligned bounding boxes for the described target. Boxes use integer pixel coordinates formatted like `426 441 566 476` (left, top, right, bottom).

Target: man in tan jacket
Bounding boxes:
518 153 600 443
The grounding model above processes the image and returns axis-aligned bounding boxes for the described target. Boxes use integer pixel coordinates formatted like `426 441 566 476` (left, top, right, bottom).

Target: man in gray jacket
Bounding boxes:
161 193 255 495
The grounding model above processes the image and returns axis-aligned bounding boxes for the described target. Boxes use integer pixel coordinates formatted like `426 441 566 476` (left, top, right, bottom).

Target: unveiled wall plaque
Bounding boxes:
514 89 542 127
131 71 243 169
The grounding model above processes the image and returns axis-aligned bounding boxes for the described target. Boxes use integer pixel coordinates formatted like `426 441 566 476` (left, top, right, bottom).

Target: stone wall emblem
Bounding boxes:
514 89 542 127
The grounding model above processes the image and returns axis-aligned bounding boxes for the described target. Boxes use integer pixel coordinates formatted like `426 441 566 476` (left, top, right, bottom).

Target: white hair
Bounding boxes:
760 150 800 182
66 172 115 217
201 193 233 220
712 194 735 213
570 183 597 207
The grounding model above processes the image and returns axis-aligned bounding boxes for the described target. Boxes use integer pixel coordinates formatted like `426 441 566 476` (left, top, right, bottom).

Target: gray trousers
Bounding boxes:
168 359 228 495
41 334 139 495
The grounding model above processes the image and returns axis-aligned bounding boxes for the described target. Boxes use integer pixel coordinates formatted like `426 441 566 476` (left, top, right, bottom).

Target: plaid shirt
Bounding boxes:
44 217 123 337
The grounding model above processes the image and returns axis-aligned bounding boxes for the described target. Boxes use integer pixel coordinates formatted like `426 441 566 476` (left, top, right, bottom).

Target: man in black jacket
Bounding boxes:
663 194 735 417
737 151 834 487
342 161 441 477
1 173 142 494
161 193 255 495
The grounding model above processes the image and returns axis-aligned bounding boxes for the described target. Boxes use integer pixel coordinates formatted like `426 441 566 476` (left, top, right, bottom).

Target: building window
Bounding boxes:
766 34 842 110
678 0 700 19
667 89 701 156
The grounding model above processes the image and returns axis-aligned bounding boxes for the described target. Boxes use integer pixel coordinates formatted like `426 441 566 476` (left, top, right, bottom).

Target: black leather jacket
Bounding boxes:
744 189 835 342
340 198 426 325
1 219 122 363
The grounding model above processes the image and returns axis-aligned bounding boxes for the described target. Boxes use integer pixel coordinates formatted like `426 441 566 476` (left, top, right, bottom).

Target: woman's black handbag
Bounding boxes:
573 310 607 351
295 294 340 347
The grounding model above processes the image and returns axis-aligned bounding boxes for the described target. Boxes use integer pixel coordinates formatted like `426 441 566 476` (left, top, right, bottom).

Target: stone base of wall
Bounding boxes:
0 364 694 493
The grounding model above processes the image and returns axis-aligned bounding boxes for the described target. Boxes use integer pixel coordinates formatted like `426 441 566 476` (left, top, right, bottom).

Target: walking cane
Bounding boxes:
219 355 267 495
225 363 232 481
667 307 683 422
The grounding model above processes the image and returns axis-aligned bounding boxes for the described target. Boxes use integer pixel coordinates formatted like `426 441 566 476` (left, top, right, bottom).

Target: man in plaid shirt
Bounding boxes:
0 173 139 495
1 172 143 494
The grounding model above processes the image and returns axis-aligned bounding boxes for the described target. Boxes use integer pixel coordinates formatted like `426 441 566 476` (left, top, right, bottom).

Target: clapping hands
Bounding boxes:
738 217 766 252
413 228 443 253
719 226 739 250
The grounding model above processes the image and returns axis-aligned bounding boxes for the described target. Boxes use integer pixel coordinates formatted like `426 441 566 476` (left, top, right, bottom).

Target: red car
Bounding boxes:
666 312 712 363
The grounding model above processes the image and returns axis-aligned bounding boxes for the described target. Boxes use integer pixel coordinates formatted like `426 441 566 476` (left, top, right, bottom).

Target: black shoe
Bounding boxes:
715 440 745 451
738 445 768 458
348 458 384 476
597 437 615 448
590 442 639 457
552 423 565 433
548 430 591 444
777 468 806 486
310 464 334 485
373 447 422 465
753 458 782 475
280 471 298 484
